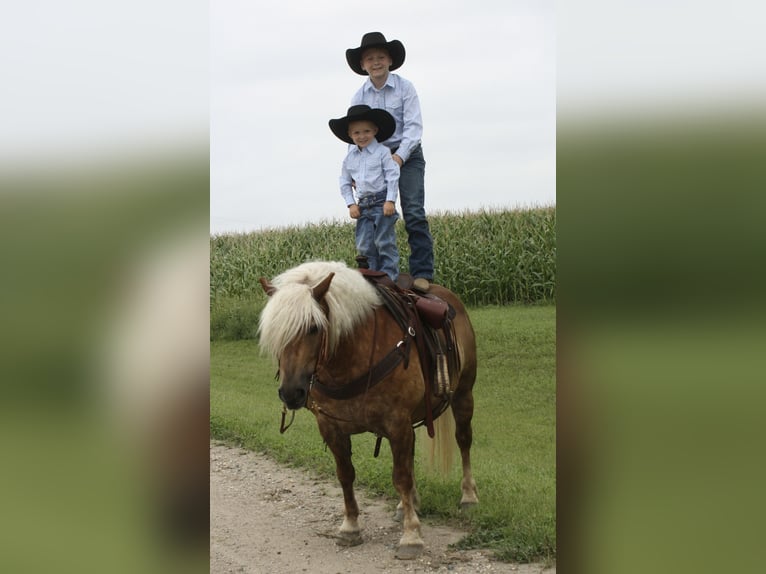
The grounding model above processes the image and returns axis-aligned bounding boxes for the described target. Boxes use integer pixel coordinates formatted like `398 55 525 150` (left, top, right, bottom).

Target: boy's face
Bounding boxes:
360 48 392 82
348 120 378 149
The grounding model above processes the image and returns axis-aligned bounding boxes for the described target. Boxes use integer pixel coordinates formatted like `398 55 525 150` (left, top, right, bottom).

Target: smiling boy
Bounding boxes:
329 105 400 281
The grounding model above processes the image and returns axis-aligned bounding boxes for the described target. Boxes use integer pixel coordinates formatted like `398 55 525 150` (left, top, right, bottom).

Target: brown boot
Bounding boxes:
412 277 430 293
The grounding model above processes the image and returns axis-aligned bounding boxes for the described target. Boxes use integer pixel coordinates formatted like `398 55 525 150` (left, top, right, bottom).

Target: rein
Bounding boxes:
277 365 297 433
279 404 296 434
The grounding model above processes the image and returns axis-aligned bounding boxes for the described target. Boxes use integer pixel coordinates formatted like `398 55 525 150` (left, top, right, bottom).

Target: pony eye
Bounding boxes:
308 324 320 335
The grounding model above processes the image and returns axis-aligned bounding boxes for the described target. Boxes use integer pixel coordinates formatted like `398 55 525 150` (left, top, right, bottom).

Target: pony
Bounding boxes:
258 260 478 559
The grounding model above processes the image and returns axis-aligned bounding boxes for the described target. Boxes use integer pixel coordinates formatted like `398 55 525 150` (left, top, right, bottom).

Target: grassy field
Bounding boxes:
210 304 556 563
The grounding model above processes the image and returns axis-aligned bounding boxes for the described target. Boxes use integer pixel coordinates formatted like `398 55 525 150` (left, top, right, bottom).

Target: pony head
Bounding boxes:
257 261 381 409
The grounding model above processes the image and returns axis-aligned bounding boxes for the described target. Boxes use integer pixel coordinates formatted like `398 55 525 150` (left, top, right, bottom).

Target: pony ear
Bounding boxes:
311 272 335 302
259 277 277 296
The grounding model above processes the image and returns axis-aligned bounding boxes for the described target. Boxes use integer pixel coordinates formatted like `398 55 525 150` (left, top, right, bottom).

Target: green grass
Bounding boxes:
210 304 555 563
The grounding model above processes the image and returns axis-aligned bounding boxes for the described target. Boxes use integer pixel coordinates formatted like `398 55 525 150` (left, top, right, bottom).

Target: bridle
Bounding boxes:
279 307 414 432
278 324 330 434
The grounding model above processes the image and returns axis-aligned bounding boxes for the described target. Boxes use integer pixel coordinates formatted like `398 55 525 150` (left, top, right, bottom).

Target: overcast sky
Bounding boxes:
210 0 556 234
4 0 761 234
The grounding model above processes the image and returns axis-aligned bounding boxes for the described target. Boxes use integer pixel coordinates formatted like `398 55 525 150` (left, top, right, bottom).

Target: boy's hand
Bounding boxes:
392 154 403 167
383 201 396 216
348 204 361 219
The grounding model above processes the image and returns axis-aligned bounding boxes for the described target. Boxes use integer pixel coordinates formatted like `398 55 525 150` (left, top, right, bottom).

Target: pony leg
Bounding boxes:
394 483 420 522
389 429 424 559
320 425 362 546
452 388 479 508
394 436 420 522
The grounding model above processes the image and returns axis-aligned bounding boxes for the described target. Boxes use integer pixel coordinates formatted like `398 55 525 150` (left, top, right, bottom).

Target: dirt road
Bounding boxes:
210 441 555 574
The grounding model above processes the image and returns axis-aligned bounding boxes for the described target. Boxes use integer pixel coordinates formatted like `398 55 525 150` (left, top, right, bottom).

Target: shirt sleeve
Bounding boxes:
339 159 356 206
382 149 400 203
394 79 423 163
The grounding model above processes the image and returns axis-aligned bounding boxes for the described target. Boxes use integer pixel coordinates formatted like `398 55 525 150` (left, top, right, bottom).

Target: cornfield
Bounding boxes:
210 206 555 308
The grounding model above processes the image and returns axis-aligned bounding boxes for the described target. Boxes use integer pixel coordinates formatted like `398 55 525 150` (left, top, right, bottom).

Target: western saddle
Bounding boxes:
355 266 461 439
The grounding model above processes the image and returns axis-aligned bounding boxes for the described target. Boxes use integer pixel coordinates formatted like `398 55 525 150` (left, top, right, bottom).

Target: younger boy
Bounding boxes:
329 105 400 281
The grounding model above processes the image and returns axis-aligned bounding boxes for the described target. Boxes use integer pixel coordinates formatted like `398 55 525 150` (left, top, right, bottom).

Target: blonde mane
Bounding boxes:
258 261 382 361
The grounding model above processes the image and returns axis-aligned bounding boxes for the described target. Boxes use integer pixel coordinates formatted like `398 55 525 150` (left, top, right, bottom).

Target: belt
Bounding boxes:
357 191 388 204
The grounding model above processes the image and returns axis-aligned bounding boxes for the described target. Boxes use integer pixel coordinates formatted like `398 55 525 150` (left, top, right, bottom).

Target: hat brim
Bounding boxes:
329 108 396 145
345 39 405 76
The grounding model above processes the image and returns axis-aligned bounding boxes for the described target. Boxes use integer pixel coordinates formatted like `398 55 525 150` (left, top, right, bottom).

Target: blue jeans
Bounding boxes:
356 191 400 281
398 145 434 280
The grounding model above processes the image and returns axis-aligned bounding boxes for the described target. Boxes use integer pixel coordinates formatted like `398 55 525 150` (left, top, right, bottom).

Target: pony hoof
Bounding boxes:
393 508 404 522
395 543 424 560
335 531 363 547
460 501 478 511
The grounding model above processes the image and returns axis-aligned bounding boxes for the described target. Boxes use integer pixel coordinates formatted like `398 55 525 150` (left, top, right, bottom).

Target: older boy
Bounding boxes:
329 105 400 282
345 32 434 292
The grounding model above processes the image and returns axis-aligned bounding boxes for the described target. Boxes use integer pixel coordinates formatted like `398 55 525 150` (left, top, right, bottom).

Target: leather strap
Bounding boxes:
310 336 411 400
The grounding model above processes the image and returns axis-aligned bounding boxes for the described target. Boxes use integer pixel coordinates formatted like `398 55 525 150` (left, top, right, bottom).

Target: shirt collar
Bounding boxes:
352 139 381 154
363 73 396 92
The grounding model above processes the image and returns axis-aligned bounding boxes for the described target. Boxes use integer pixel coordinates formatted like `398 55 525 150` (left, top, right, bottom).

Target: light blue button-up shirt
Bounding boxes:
350 73 423 163
340 139 400 206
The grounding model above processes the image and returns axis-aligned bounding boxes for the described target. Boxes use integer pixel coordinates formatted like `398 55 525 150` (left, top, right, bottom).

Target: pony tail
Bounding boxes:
418 406 455 475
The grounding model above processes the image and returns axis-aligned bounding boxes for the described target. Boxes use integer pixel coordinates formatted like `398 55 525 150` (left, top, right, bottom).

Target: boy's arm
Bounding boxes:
382 150 400 204
339 162 356 207
394 80 423 164
341 169 360 219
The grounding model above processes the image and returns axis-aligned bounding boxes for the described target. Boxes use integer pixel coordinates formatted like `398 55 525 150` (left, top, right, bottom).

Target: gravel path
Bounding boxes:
210 441 555 574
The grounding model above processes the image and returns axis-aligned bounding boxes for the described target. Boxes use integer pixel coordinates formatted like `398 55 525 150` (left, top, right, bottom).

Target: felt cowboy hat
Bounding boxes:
328 105 396 145
345 32 406 76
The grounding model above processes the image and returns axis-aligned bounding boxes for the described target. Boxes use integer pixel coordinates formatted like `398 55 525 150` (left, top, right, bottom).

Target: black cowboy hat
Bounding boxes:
329 105 396 145
345 32 406 76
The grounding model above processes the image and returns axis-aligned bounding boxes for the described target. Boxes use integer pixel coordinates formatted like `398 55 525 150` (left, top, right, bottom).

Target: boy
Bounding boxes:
345 32 434 292
329 105 400 282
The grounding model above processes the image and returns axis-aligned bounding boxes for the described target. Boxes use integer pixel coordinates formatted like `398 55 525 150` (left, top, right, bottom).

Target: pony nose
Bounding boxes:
278 386 307 410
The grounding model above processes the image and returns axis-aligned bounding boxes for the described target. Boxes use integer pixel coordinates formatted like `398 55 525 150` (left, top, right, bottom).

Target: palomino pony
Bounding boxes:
258 261 478 559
